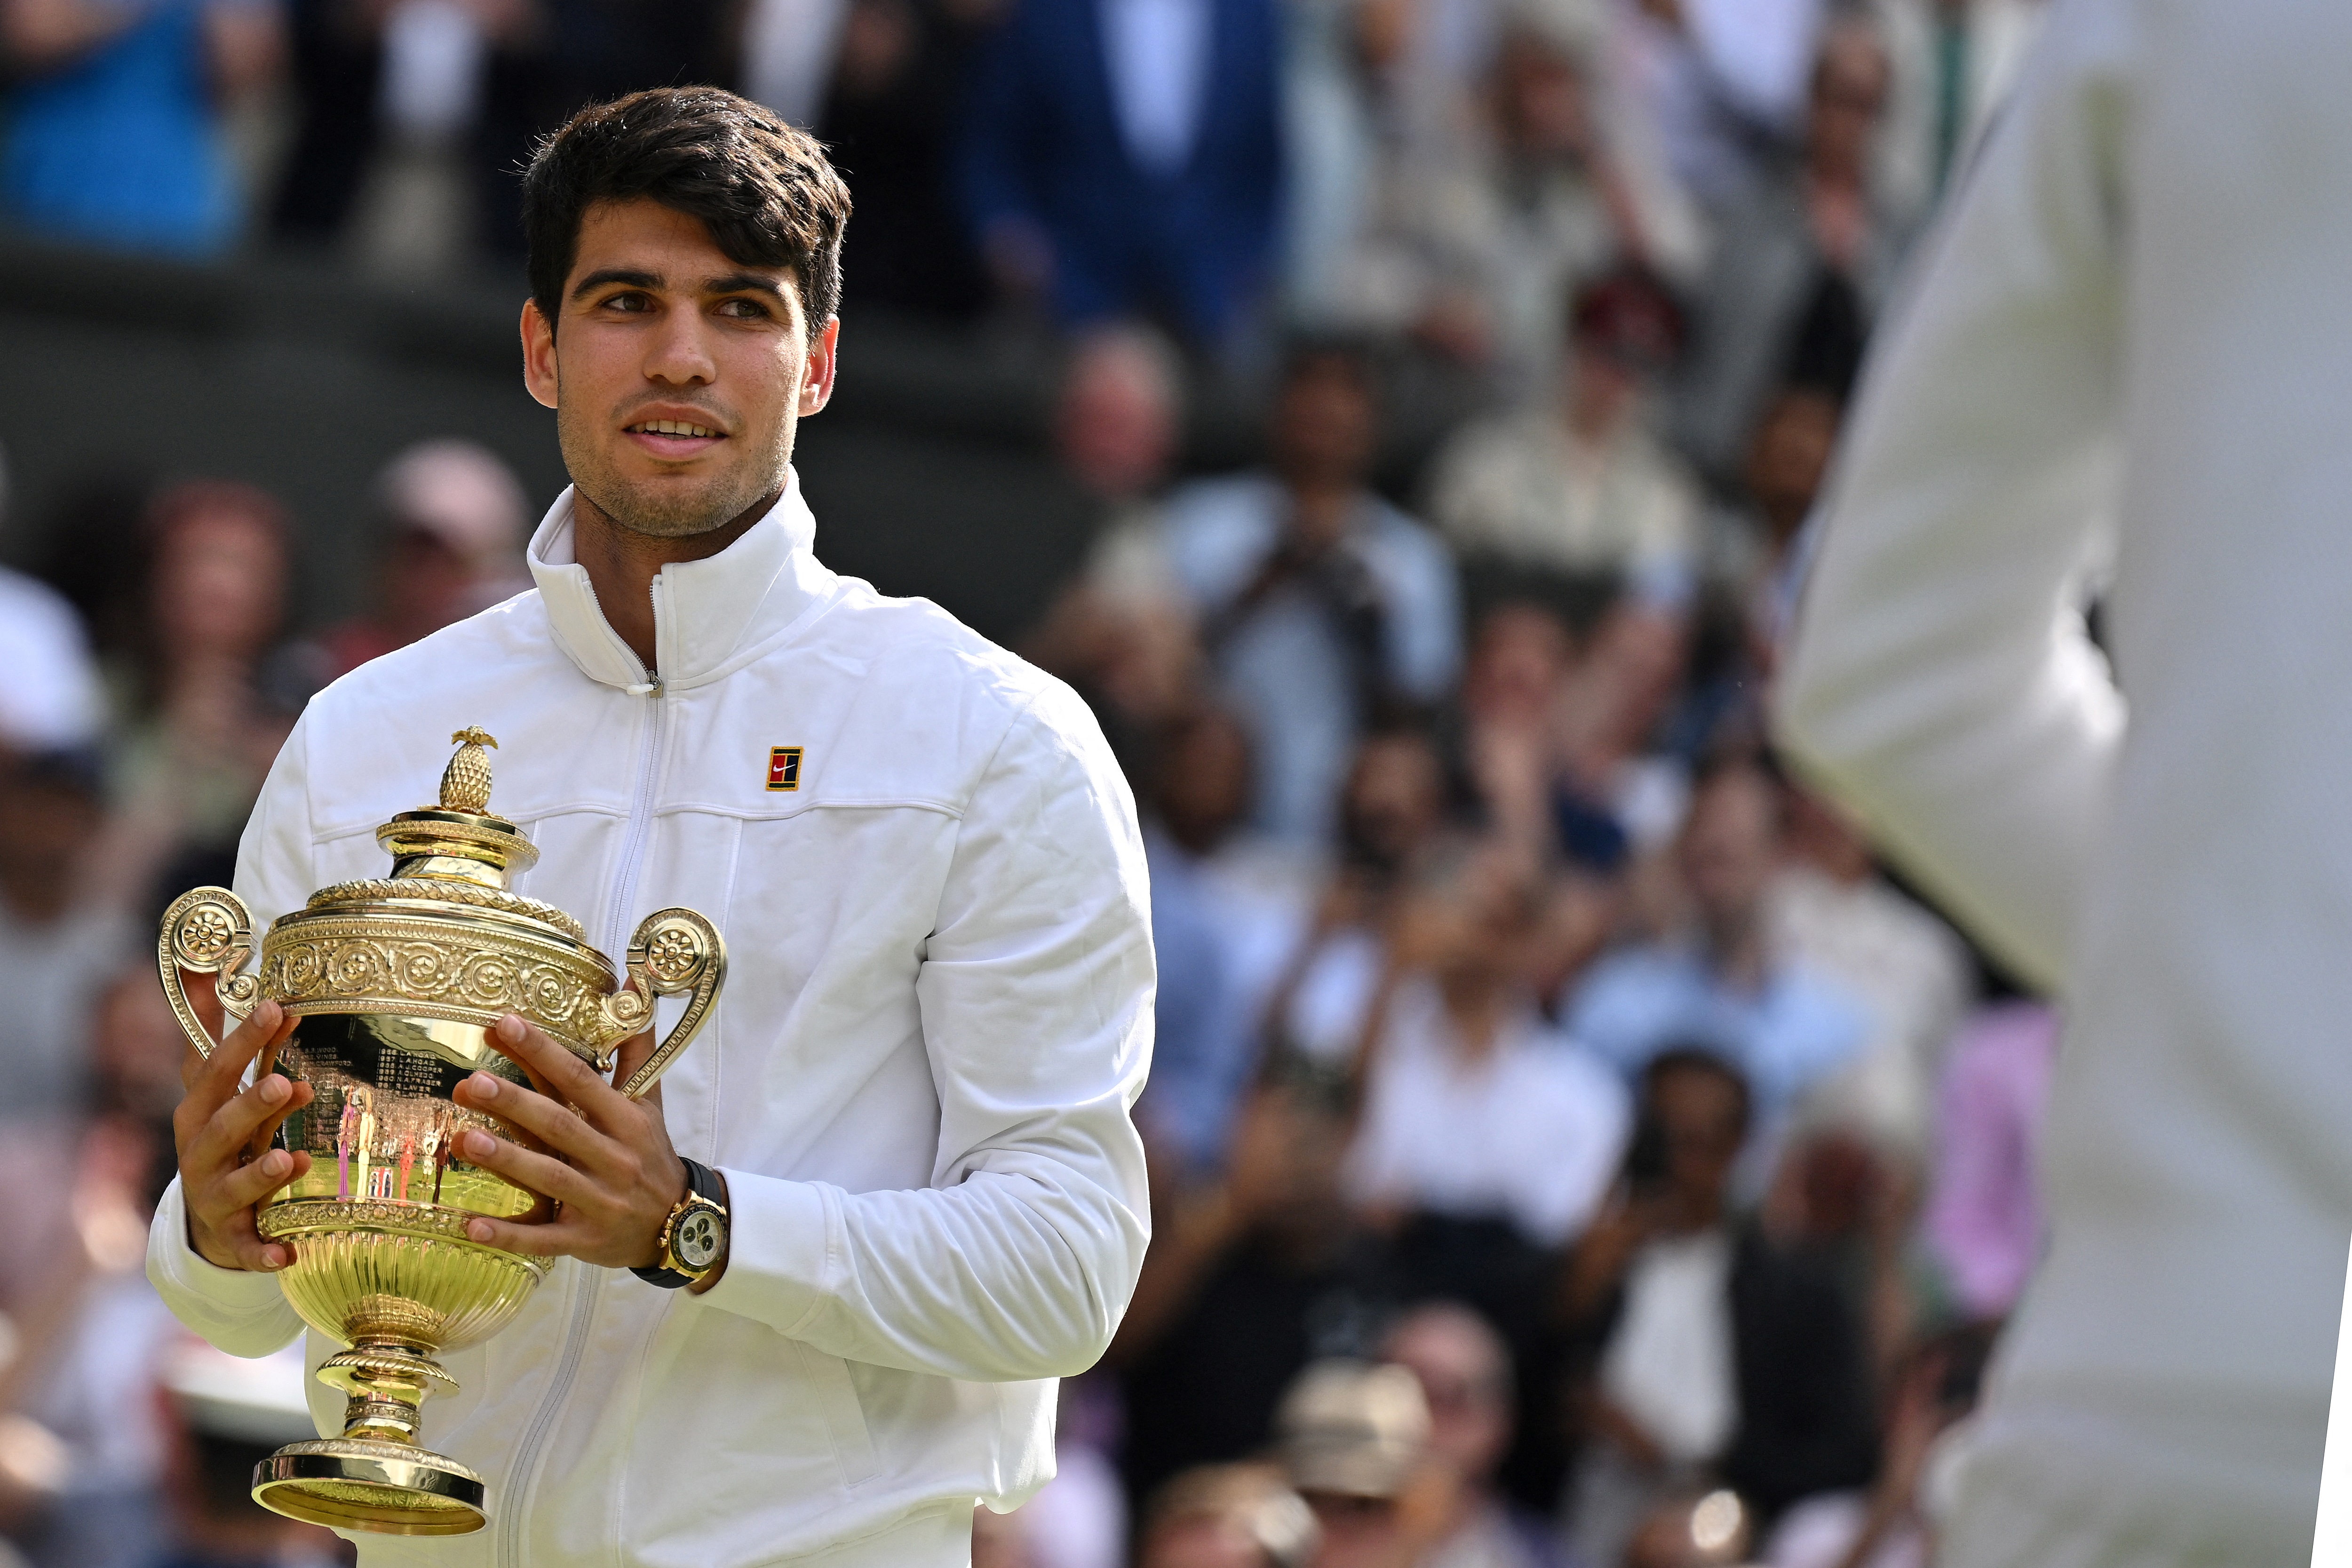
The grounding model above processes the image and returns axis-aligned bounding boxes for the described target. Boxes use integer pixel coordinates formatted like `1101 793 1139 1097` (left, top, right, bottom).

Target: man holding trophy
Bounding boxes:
147 88 1155 1566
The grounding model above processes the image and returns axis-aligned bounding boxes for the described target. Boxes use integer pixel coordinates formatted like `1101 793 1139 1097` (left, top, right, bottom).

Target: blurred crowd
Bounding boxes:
0 1 2065 1566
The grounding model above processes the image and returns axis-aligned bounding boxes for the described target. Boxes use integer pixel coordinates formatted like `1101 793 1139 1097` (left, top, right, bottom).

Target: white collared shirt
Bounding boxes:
148 474 1155 1566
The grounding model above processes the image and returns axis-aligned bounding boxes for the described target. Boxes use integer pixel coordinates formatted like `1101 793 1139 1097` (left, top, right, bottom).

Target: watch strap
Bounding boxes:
632 1158 726 1289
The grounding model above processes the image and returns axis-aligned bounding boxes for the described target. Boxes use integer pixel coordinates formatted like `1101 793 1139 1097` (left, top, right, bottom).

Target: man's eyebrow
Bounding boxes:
701 271 790 299
571 267 663 300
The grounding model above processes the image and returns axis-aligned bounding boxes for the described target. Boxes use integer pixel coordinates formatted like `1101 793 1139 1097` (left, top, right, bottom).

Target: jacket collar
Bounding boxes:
526 469 827 692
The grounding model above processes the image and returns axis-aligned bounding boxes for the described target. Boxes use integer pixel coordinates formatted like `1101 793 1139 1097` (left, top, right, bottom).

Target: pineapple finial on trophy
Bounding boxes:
441 728 499 812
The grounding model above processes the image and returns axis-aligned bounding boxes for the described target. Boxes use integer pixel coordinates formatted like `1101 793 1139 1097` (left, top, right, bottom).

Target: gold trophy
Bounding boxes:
158 729 726 1537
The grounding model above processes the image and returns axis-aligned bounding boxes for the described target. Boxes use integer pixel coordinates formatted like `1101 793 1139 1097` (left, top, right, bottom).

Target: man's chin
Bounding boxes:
579 473 779 540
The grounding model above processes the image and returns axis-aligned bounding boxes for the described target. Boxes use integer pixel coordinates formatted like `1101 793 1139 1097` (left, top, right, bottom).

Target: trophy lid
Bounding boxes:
374 728 540 887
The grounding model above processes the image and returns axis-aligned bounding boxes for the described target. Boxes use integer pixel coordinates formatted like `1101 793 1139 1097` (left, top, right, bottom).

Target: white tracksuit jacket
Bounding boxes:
145 473 1156 1568
1779 2 2352 1562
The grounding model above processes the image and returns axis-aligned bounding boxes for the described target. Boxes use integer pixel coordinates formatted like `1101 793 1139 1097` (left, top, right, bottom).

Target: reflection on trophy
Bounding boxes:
158 728 726 1537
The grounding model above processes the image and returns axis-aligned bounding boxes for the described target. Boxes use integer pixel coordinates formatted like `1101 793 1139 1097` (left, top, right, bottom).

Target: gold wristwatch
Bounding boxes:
634 1158 729 1289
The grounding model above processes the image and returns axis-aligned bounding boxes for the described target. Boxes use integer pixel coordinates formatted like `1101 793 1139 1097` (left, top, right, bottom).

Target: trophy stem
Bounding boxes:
250 1339 489 1536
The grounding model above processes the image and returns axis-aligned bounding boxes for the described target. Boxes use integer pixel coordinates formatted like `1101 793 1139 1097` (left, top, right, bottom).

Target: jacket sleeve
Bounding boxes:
145 715 316 1357
1772 0 2136 993
701 682 1156 1381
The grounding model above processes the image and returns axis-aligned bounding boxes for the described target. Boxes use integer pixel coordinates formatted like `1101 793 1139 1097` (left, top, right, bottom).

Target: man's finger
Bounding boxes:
484 1015 632 1129
453 1125 603 1209
609 1027 659 1096
188 1192 298 1274
460 1214 591 1258
452 1073 610 1167
203 1147 314 1218
182 998 286 1111
190 1071 311 1178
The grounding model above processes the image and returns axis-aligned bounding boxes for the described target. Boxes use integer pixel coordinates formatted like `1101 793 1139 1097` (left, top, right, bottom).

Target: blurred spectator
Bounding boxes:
1345 843 1625 1512
1112 1086 1399 1513
464 2 731 256
1134 706 1257 1176
1272 1359 1431 1568
1347 844 1629 1253
1377 1303 1561 1568
1612 0 1826 207
1135 1464 1318 1568
0 0 283 255
108 478 302 892
0 570 104 756
272 0 519 262
1028 326 1197 766
0 753 136 1317
1566 757 1867 1164
1622 1489 1753 1568
1918 999 2055 1322
2 1111 181 1568
1866 0 2044 224
269 0 389 246
1447 602 1576 860
1771 785 1970 1157
743 0 851 128
0 753 128 1134
297 439 530 682
1562 1051 1877 1565
1426 269 1703 608
1723 379 1842 667
816 0 992 316
1057 325 1188 517
1546 601 1692 865
1759 1323 1998 1568
1150 345 1461 844
957 0 1281 346
1330 0 1703 396
1671 18 1903 488
1261 728 1451 1071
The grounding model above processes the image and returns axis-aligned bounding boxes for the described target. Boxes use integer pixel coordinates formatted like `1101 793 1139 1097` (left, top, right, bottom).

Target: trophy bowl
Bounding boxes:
159 728 725 1536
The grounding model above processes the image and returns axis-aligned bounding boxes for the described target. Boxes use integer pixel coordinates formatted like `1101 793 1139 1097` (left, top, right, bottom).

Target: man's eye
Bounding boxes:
717 298 771 319
603 293 651 312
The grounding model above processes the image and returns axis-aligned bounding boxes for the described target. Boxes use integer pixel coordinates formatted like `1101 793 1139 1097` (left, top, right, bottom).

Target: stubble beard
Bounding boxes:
562 406 793 540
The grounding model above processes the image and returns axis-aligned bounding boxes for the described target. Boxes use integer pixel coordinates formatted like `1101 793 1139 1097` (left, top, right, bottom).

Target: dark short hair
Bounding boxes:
1643 1046 1753 1140
521 87 851 337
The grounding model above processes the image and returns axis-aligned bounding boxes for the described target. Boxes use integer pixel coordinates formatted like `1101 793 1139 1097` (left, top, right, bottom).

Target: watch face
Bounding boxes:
673 1205 725 1272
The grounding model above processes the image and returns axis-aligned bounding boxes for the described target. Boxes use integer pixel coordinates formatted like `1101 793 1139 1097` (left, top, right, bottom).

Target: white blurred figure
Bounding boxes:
0 450 103 757
744 0 853 126
1778 2 2352 1560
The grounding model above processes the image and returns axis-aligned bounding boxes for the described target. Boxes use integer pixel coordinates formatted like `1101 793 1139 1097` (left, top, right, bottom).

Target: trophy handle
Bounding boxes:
159 887 263 1060
606 908 726 1101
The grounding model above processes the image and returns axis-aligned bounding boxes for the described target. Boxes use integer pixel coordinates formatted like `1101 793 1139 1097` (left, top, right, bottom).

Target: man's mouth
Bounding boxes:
625 419 725 439
622 418 728 460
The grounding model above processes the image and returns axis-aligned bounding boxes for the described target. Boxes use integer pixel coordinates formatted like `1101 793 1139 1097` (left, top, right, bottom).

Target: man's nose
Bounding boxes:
644 309 717 385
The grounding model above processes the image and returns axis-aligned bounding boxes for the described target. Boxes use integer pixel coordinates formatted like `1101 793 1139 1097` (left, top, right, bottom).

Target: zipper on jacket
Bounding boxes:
497 608 669 1568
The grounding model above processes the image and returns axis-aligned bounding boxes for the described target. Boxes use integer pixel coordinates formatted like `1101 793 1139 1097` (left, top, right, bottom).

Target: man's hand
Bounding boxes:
450 1015 687 1269
173 997 312 1272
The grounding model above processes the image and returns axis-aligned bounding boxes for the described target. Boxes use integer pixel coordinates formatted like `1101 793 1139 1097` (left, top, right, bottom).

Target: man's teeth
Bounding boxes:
633 420 720 438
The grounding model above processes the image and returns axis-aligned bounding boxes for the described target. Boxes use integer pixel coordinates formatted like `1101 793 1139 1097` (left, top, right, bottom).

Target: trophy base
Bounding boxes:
252 1438 487 1536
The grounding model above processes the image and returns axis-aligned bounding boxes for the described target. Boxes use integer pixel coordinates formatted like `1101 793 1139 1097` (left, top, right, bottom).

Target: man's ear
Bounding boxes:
799 318 841 417
522 300 559 410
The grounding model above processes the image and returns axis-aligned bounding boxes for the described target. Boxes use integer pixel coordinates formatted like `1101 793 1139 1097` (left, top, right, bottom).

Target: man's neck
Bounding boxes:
570 487 779 673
